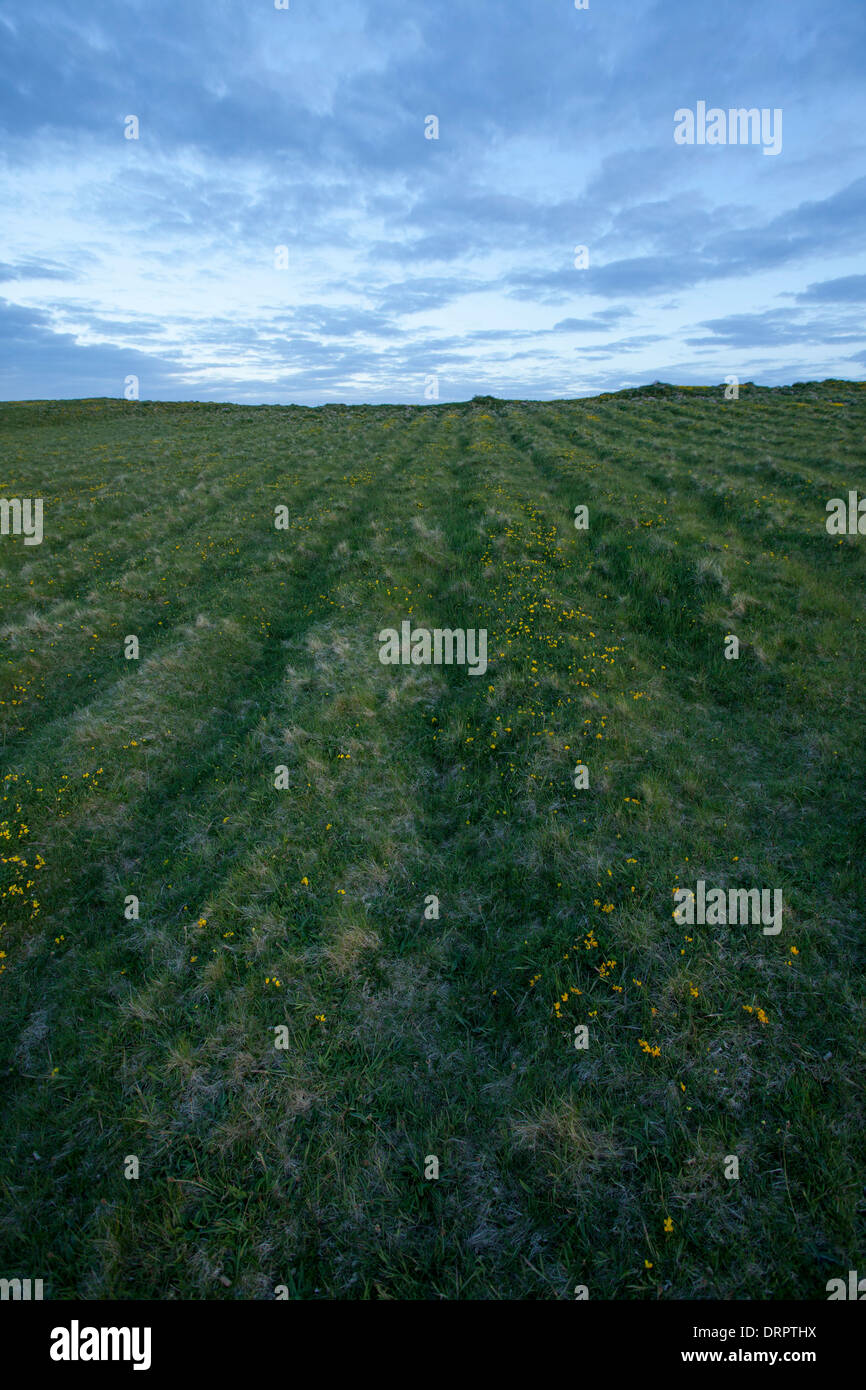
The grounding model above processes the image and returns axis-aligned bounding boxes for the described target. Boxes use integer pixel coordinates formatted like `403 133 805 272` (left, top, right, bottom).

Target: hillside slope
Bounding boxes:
1 380 864 1298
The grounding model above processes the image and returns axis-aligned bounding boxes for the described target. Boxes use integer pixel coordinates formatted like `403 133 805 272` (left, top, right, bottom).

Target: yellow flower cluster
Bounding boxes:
742 1004 769 1024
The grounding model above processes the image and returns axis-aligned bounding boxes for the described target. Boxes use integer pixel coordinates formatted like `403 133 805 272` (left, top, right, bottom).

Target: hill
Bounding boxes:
1 380 864 1298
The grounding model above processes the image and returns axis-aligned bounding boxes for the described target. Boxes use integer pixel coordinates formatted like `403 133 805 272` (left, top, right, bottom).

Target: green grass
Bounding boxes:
1 380 864 1299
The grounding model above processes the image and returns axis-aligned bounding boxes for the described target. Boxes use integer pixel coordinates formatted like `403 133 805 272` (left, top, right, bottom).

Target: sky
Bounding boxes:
0 0 864 404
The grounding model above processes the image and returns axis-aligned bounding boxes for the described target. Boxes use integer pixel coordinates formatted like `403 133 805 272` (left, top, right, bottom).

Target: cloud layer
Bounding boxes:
0 0 864 401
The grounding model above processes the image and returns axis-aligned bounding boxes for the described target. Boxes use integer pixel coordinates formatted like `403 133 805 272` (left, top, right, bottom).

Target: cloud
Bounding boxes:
795 274 866 303
685 308 865 349
0 298 183 399
0 0 864 398
0 259 75 282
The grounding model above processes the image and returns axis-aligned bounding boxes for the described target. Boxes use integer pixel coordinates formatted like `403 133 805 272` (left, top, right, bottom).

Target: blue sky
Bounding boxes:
1 0 864 403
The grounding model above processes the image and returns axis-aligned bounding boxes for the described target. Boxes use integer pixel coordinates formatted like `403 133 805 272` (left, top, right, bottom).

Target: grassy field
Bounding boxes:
1 380 864 1300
